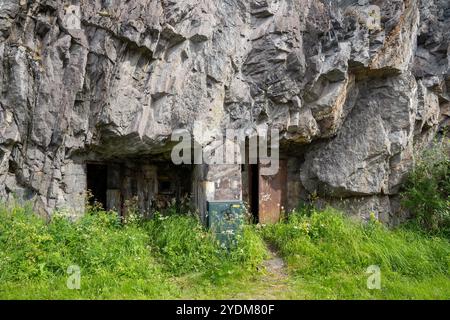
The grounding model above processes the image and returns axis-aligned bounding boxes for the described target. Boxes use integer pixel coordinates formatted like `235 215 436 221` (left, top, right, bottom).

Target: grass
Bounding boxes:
0 202 449 300
0 203 268 299
261 208 450 299
0 203 177 299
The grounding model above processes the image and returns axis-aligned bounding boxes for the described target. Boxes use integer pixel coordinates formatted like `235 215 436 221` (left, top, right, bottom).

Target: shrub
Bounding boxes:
402 140 450 237
1 202 449 299
0 202 267 288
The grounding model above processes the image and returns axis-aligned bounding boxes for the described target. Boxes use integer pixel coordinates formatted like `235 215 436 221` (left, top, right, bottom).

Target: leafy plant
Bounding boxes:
402 139 450 237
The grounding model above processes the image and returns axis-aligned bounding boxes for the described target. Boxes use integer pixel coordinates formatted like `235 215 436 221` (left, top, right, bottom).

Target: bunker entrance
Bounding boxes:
242 164 259 223
86 163 108 209
242 160 287 225
85 160 193 217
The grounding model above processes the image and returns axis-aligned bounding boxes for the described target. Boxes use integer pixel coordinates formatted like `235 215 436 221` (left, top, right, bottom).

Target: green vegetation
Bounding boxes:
0 203 176 299
0 203 269 299
0 202 448 300
262 208 449 299
402 140 450 237
144 214 267 278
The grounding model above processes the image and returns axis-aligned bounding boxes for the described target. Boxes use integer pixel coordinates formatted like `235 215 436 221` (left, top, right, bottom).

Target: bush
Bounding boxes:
143 214 219 275
402 140 450 237
2 201 448 299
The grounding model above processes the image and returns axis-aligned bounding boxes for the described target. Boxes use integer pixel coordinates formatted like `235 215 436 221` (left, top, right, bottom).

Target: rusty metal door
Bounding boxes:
258 160 287 224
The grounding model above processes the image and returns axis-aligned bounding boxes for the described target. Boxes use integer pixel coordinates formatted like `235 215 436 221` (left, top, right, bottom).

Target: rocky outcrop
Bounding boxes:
0 0 448 221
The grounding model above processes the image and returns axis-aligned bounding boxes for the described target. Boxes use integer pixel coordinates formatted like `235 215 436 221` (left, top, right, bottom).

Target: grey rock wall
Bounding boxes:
0 0 448 220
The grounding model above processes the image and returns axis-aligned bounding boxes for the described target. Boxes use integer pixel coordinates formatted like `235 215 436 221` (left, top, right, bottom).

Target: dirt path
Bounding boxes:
263 243 288 279
234 242 291 300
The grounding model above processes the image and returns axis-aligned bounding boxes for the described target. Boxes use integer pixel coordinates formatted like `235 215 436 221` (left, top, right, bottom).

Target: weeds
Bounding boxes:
0 202 448 299
143 213 267 280
261 207 450 299
0 203 267 298
402 139 450 237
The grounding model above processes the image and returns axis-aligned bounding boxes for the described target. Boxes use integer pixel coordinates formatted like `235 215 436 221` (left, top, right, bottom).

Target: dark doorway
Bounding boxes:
86 163 108 209
249 164 259 223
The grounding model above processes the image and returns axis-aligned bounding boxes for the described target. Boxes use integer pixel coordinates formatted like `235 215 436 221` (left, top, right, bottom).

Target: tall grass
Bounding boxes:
0 201 448 299
0 203 176 298
261 207 450 299
144 213 268 281
0 203 267 298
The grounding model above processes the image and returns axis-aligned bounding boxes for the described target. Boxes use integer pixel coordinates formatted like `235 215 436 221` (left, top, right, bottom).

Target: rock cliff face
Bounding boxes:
0 0 449 222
